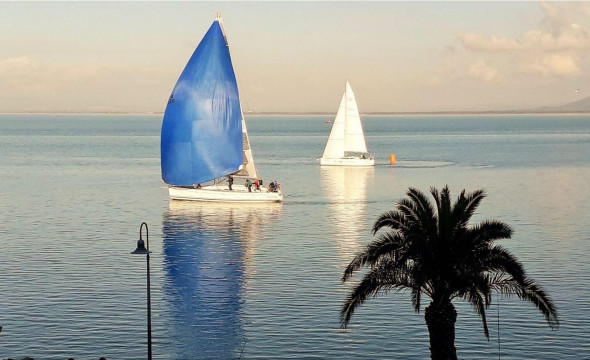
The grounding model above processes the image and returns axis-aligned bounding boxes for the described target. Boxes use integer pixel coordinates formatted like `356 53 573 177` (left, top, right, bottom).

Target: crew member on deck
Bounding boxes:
254 179 260 191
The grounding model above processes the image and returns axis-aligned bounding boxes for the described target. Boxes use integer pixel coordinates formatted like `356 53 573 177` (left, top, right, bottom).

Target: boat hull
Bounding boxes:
168 184 283 203
319 157 375 166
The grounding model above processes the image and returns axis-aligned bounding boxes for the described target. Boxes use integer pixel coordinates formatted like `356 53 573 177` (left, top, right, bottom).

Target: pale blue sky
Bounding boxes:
1 1 589 113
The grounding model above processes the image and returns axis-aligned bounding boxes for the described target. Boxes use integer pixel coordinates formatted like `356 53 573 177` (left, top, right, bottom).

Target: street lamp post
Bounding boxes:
131 222 152 360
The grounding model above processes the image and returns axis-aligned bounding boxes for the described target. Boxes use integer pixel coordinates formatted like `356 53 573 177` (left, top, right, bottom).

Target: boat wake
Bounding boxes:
385 160 454 168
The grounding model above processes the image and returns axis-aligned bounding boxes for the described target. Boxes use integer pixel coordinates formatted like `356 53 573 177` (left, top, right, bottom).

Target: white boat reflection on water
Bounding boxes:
161 201 281 359
320 166 374 262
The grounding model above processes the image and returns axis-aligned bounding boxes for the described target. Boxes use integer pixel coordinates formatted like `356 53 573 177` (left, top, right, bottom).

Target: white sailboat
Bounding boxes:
319 81 375 166
160 14 283 203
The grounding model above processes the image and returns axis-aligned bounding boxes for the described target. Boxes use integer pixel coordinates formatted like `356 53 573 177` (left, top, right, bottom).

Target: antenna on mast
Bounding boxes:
215 11 229 47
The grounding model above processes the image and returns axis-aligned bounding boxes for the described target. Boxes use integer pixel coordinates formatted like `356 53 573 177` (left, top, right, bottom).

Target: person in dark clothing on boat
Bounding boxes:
228 176 233 191
269 180 275 192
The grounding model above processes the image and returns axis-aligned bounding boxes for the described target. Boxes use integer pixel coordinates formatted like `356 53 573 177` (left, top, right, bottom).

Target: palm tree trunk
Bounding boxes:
425 301 457 360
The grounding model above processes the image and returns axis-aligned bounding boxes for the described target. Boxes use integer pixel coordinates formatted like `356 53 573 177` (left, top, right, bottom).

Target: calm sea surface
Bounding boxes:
0 114 589 359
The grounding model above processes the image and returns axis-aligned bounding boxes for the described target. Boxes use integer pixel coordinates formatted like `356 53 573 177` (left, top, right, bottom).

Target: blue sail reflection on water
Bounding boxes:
161 202 281 359
160 18 243 186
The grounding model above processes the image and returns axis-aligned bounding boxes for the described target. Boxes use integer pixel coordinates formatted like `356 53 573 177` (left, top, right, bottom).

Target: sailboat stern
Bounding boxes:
319 157 375 166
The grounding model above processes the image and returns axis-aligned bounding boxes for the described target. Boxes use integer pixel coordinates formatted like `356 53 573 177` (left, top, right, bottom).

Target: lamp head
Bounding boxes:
131 238 150 254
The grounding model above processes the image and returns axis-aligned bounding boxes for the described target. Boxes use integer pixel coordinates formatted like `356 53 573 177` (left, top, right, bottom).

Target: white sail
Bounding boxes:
321 93 347 159
343 81 368 153
233 110 258 179
320 81 374 166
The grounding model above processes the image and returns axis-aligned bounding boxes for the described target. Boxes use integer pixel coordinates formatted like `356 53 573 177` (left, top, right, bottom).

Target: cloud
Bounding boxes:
457 33 521 52
0 57 52 93
0 56 172 112
454 2 590 80
468 61 502 82
524 53 581 76
0 56 106 94
457 22 590 52
0 56 170 91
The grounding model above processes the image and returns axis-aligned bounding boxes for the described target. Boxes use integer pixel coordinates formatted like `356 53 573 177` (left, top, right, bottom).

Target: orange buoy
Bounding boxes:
389 153 396 165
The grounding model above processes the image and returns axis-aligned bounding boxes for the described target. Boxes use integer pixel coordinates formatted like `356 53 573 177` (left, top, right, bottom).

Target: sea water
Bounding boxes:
0 114 589 359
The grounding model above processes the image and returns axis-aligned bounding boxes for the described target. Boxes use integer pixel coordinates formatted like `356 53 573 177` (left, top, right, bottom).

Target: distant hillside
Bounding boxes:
536 96 590 113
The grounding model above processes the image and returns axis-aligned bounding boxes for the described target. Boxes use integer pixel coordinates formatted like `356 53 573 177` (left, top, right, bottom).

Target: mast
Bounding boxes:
217 12 259 180
215 12 228 45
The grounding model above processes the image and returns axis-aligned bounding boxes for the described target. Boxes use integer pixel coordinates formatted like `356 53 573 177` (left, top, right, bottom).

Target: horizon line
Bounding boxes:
2 110 590 116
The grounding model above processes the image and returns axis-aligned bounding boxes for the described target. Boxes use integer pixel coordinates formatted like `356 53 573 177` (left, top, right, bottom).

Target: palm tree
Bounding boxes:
341 186 559 360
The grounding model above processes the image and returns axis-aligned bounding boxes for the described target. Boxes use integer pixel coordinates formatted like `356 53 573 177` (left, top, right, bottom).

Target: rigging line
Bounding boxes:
238 340 247 359
241 90 252 115
497 291 501 360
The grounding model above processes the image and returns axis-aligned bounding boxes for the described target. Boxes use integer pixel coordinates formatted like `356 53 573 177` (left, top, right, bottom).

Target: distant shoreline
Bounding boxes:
2 110 590 116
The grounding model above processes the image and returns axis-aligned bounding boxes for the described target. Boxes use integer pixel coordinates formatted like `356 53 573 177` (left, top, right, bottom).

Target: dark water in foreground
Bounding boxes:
0 114 589 359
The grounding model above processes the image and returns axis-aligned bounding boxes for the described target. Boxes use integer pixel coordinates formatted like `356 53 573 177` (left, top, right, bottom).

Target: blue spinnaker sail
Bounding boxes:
161 19 243 186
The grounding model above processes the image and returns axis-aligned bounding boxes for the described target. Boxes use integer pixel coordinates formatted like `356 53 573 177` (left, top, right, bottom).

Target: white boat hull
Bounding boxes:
168 184 283 203
319 157 375 166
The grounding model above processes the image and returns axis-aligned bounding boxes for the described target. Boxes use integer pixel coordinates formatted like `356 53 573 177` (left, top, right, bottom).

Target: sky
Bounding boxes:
1 1 590 113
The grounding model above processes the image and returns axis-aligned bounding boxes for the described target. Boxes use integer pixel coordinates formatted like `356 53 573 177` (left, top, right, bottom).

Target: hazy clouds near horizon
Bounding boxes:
1 2 590 113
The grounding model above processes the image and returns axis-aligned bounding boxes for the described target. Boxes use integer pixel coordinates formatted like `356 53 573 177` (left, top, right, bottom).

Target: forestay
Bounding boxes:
322 94 347 159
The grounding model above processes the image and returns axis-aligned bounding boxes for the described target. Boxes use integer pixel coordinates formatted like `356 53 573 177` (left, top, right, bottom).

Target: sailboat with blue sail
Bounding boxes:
161 14 283 203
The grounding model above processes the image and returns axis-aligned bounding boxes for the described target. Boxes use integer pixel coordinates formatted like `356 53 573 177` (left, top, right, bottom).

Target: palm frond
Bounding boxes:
467 288 490 339
411 287 422 313
453 273 493 338
451 189 486 230
437 186 453 242
479 245 527 283
493 276 559 329
341 260 415 328
396 198 421 222
466 220 513 248
342 232 406 282
407 188 437 230
430 186 441 210
372 210 408 235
